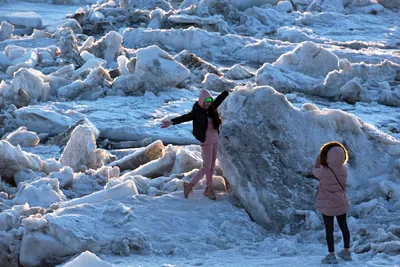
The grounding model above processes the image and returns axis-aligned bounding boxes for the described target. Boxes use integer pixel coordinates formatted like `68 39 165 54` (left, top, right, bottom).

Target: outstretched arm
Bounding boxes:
160 111 194 128
211 90 229 109
171 111 194 125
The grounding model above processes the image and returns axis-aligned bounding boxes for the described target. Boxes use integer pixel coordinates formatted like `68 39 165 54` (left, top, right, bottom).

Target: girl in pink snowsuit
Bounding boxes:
161 89 230 200
313 141 352 264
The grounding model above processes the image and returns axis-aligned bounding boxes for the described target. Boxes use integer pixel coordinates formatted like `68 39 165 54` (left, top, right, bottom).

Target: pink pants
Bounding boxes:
191 142 218 187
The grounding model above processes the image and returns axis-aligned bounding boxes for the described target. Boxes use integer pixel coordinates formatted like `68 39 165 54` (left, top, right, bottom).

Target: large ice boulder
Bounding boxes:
345 0 384 14
59 124 99 172
0 52 11 71
0 21 14 41
48 166 74 189
225 64 254 80
218 86 400 231
170 145 202 174
256 63 321 94
10 68 52 102
46 118 100 147
58 28 84 66
148 9 167 29
4 45 29 61
85 31 123 65
58 66 112 100
0 205 40 267
274 1 294 12
339 77 363 104
203 73 237 92
111 74 152 96
0 203 33 232
379 87 400 107
89 11 105 24
273 41 339 79
276 26 322 43
74 52 106 76
45 19 82 34
241 6 289 36
0 140 42 181
116 55 133 76
173 50 222 77
135 45 190 88
4 126 40 147
15 105 79 136
13 178 67 208
108 140 164 172
106 174 150 194
6 50 38 78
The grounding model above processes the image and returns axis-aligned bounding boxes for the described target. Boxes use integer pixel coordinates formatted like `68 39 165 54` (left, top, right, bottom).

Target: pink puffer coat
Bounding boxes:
313 147 350 216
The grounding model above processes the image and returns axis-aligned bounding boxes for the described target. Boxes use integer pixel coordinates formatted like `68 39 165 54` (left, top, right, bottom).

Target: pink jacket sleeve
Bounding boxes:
312 167 322 179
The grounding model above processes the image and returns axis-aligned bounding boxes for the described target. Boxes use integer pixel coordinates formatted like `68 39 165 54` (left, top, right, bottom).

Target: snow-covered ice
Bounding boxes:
4 126 40 147
0 12 42 29
0 21 14 42
135 45 190 88
1 0 400 266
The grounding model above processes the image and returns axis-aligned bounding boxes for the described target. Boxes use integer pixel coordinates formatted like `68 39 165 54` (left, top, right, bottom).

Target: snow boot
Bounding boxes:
321 254 338 264
203 186 216 200
337 250 352 261
184 182 194 198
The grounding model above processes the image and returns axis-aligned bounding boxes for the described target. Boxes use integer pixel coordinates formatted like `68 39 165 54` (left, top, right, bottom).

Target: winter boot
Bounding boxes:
184 182 195 198
337 250 352 261
203 186 216 200
321 254 338 264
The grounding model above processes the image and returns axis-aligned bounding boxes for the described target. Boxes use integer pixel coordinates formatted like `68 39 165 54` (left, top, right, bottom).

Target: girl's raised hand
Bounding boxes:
160 121 172 128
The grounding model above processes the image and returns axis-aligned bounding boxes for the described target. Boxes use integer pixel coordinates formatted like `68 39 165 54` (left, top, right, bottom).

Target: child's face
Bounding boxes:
204 102 212 109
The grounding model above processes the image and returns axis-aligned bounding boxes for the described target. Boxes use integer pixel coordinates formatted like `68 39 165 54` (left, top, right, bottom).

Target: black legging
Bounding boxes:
322 213 350 253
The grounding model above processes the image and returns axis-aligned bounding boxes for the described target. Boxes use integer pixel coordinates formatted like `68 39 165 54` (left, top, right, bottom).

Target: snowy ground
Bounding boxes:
59 192 400 267
1 0 400 266
100 194 400 267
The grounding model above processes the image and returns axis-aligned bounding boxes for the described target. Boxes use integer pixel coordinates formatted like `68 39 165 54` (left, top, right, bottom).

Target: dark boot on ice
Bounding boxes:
184 182 195 198
203 186 216 200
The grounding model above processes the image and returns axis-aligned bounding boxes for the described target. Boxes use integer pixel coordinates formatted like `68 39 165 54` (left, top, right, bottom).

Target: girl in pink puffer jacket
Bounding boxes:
313 142 352 264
